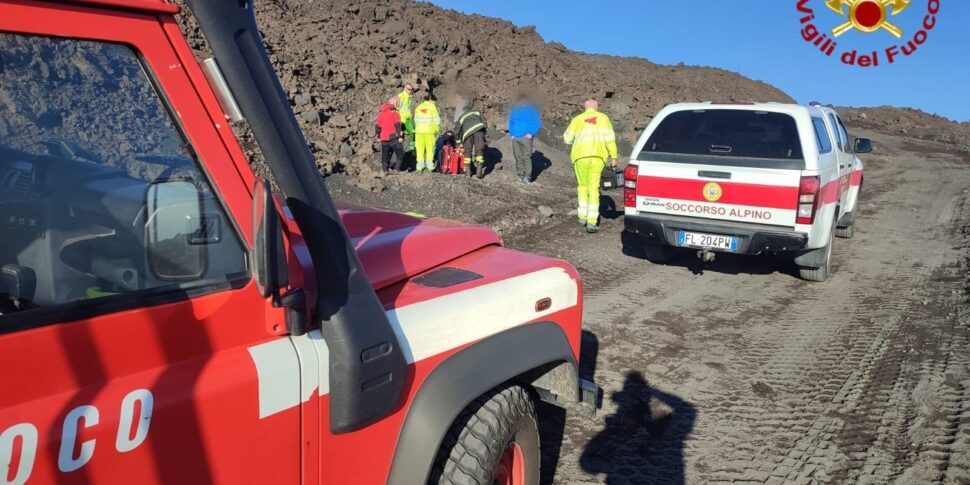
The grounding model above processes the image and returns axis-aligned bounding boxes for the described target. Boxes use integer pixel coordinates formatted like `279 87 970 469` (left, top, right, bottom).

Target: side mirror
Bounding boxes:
252 178 288 298
854 138 873 154
145 180 209 281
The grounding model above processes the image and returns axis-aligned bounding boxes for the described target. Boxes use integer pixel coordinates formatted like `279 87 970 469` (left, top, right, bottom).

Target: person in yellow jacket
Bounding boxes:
396 83 415 151
413 93 441 173
563 99 618 233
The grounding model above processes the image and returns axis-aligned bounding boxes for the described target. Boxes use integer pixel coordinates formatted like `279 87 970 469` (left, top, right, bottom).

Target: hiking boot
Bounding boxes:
476 165 485 179
586 224 599 234
578 219 588 227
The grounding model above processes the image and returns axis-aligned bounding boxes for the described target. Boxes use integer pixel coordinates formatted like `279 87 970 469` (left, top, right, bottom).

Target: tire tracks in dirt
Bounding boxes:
528 132 970 484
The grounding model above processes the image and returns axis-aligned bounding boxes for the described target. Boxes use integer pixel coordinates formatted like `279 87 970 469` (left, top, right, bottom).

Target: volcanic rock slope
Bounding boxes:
177 0 792 181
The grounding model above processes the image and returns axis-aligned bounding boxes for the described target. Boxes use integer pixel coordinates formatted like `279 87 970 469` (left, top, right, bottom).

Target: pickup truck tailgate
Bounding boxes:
636 160 801 227
633 108 810 228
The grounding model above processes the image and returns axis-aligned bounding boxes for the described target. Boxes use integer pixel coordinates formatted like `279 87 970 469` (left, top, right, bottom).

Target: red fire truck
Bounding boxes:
0 1 595 483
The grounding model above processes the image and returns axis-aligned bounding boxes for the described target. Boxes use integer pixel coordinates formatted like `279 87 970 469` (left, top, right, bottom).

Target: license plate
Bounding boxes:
677 231 738 251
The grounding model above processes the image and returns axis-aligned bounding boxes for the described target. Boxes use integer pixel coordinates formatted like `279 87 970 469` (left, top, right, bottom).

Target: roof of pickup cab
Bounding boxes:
661 102 830 119
62 0 180 14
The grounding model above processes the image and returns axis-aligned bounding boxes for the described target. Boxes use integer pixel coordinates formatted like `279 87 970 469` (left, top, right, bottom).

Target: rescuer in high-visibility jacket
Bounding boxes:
396 83 415 151
413 94 441 173
563 99 618 233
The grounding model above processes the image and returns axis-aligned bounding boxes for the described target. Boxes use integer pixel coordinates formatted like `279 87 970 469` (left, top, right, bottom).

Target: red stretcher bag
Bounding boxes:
441 145 464 174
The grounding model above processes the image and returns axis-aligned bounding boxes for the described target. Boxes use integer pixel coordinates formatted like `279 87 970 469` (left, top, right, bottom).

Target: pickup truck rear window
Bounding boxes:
639 109 805 168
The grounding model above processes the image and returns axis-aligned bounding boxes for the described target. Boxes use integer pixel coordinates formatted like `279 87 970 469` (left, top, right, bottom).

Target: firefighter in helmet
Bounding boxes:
456 103 487 179
563 99 618 233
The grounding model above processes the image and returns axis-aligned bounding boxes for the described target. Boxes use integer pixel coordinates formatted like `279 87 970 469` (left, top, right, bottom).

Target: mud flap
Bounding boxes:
534 377 601 417
794 245 829 269
837 210 856 229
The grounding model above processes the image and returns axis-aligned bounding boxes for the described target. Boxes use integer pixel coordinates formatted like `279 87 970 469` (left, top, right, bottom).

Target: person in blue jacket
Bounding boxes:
508 94 542 184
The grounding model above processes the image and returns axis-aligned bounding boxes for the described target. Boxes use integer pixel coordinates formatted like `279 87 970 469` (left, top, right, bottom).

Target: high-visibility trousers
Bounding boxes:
415 132 436 171
573 157 606 225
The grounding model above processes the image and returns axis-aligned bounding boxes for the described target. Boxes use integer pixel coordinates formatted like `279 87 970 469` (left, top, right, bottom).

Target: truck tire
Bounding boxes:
798 231 834 282
428 384 540 485
835 209 857 239
643 243 672 264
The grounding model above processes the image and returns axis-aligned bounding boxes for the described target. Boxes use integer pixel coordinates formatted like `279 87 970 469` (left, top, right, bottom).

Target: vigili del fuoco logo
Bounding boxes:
797 0 940 67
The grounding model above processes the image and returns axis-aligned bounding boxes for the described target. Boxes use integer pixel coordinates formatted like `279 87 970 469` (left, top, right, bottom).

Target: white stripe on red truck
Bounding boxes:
247 267 579 419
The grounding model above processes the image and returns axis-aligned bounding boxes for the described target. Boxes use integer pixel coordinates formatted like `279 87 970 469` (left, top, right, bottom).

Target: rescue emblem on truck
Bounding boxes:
703 182 723 202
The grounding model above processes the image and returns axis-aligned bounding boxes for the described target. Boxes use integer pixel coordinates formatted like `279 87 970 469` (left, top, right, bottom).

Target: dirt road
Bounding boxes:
332 128 969 484
517 131 970 484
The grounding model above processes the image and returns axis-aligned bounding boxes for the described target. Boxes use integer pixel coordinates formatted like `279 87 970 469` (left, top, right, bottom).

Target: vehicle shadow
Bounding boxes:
530 151 552 182
538 329 599 485
620 231 801 278
579 371 696 485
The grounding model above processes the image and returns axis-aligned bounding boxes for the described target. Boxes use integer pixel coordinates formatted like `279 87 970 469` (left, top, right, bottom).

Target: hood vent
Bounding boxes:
412 267 483 288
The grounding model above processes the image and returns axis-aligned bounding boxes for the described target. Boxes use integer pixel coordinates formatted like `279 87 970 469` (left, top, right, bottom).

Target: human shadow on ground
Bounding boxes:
530 151 553 181
482 146 503 177
538 330 600 485
579 372 696 485
599 194 623 220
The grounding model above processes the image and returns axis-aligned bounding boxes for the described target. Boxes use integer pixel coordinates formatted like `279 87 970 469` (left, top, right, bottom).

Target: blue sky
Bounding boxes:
428 0 970 122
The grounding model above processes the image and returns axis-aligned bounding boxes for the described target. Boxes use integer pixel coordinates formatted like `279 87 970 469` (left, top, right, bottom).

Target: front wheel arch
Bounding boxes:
386 322 577 485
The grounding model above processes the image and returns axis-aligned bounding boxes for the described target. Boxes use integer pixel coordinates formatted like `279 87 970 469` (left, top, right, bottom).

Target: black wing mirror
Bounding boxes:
146 179 211 281
252 178 288 299
854 138 873 154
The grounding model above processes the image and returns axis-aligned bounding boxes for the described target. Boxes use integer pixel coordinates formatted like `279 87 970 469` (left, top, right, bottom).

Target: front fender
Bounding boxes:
386 322 576 485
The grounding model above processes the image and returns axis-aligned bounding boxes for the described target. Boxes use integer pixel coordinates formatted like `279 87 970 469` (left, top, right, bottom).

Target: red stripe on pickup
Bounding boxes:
820 178 841 204
637 176 798 209
850 170 863 186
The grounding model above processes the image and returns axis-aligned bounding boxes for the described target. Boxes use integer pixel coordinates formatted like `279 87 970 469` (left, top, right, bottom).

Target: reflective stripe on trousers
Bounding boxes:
574 157 605 225
415 133 436 171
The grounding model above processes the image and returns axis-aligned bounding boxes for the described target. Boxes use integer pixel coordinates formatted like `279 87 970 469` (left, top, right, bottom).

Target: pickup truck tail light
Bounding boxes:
623 165 639 208
797 176 820 224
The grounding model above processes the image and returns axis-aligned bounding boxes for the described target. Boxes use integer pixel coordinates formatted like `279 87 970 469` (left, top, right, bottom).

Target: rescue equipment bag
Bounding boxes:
601 166 622 190
441 145 465 174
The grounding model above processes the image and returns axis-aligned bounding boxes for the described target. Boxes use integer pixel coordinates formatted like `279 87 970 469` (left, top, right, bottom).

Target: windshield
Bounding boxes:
0 33 191 178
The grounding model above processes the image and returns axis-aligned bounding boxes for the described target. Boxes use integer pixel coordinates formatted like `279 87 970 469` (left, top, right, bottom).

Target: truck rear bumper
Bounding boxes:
625 214 808 255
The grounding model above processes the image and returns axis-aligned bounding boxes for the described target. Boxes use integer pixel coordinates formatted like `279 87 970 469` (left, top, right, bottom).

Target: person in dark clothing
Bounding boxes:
456 105 487 179
508 94 542 184
375 97 404 173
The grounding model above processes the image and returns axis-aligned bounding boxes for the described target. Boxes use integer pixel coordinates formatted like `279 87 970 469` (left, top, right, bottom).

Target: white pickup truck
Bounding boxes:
622 102 870 282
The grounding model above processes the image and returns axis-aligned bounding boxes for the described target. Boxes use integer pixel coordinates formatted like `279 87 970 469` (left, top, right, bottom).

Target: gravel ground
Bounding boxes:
334 129 970 484
526 131 970 485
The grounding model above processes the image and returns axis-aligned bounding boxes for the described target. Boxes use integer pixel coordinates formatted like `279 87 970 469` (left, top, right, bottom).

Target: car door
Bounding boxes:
0 3 300 484
827 113 853 218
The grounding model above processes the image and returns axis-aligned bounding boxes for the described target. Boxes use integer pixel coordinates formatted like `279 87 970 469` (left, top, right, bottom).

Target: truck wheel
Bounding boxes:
798 231 834 282
643 243 672 264
429 384 540 485
835 209 857 239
